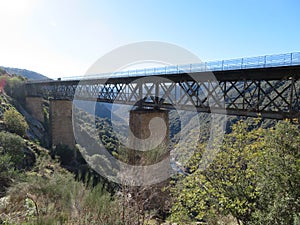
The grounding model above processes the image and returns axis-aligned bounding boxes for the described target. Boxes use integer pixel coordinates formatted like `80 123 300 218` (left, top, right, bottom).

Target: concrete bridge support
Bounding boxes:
128 109 170 165
128 109 171 209
49 99 75 149
25 97 44 122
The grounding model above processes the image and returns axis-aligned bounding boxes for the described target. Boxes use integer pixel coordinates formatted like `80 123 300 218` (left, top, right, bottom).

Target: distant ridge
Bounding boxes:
0 66 49 81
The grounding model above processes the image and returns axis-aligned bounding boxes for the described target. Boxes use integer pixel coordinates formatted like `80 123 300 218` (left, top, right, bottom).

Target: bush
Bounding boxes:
0 131 24 197
0 131 25 167
0 153 15 197
6 170 124 224
3 108 28 137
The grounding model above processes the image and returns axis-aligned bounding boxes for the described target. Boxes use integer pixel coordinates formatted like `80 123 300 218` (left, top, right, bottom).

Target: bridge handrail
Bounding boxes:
27 52 300 83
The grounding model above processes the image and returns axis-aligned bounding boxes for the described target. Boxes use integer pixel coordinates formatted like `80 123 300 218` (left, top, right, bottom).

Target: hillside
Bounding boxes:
0 66 49 80
0 90 168 224
0 81 125 224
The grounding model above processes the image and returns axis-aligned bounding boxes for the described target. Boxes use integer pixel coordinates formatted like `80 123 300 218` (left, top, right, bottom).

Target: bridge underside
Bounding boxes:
26 65 300 120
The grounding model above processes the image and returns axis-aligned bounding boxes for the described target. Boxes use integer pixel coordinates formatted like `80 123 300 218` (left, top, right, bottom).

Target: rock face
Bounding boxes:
14 101 48 146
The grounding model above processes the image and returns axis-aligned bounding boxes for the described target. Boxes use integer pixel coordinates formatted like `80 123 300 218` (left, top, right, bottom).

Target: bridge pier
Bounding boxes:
25 97 44 122
128 109 170 165
127 109 171 209
49 99 75 149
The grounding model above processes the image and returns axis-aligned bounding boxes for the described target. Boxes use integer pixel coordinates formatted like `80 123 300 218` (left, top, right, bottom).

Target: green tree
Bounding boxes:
170 120 300 225
0 131 25 167
170 120 265 224
3 108 28 137
253 121 300 224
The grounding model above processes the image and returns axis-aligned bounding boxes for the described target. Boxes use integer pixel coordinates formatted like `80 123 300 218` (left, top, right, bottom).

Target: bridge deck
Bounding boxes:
25 52 300 120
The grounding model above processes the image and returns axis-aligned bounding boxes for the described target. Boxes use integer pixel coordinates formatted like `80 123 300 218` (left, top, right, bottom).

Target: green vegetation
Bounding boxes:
0 131 25 167
3 109 29 137
253 121 300 224
5 166 123 224
4 76 26 101
170 120 300 225
96 117 121 156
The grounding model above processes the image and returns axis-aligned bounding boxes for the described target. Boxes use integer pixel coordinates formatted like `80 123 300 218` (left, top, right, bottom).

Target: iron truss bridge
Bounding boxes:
26 52 300 119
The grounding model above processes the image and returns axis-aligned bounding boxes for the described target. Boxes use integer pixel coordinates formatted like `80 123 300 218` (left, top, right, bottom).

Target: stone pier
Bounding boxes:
49 99 75 149
128 109 171 210
128 109 169 165
25 97 44 122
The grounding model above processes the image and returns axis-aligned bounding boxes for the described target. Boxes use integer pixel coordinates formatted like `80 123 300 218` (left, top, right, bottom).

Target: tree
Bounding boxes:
3 108 28 137
0 131 25 167
170 120 265 224
170 120 300 225
253 121 300 224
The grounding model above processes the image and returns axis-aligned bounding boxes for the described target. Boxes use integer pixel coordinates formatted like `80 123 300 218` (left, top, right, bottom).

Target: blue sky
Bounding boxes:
0 0 299 78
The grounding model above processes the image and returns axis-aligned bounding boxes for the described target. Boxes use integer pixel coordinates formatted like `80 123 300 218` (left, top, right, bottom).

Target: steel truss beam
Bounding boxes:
25 66 300 119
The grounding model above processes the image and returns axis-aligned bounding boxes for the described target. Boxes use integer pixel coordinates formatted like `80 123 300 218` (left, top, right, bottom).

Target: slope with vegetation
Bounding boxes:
170 119 300 224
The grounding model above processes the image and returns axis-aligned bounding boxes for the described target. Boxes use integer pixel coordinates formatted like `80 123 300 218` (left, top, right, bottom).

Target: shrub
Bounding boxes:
0 131 25 167
6 170 124 224
0 153 15 197
0 131 24 197
3 108 28 137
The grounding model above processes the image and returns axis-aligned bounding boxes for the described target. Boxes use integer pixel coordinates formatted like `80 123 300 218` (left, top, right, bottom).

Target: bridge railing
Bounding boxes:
28 52 300 82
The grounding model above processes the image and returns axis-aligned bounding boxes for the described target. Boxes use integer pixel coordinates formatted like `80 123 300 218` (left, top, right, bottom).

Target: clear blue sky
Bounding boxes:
0 0 299 78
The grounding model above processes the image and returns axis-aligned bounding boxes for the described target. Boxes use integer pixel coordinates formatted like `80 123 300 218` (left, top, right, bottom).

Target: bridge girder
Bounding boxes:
25 65 300 120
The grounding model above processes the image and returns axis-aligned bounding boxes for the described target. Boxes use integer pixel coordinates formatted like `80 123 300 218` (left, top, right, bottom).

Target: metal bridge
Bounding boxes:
25 52 300 119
